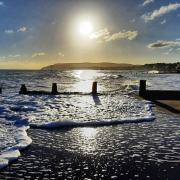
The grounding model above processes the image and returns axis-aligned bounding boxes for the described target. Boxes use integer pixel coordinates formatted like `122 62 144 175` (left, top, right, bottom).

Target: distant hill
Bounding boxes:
41 62 180 72
41 62 141 70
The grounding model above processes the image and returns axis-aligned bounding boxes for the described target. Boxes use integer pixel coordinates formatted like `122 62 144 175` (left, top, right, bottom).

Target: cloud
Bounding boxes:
106 31 138 41
164 48 173 55
17 26 27 32
5 29 14 34
0 56 6 61
58 52 64 57
142 0 154 6
90 28 138 42
142 3 180 22
8 54 21 58
90 28 110 40
32 52 46 58
148 40 180 48
160 19 166 24
0 54 21 61
5 27 27 35
0 1 4 6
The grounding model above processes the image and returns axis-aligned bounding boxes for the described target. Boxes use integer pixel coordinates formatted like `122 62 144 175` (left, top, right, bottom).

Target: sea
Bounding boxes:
0 70 180 179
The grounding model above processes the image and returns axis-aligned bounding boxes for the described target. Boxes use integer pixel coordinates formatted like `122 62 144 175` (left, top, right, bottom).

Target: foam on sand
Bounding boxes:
0 90 155 169
0 117 32 170
30 115 155 129
2 92 155 129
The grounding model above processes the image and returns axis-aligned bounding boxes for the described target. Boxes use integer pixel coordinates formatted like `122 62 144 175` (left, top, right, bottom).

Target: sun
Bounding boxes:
79 21 93 35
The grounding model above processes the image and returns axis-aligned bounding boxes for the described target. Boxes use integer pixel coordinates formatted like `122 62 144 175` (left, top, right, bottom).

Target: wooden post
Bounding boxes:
92 81 97 94
19 84 27 94
0 87 2 94
139 80 146 97
51 83 58 94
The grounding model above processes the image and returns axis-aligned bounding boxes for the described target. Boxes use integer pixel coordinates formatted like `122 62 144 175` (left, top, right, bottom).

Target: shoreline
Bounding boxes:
0 107 180 179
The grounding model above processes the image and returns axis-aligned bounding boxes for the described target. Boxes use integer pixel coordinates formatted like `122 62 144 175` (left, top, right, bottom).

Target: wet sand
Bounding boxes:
158 100 180 113
0 141 179 180
0 107 180 180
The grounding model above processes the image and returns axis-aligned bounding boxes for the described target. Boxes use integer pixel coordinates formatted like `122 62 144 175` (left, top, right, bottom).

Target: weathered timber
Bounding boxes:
139 80 180 100
92 81 97 95
19 84 27 94
51 83 58 94
19 82 98 95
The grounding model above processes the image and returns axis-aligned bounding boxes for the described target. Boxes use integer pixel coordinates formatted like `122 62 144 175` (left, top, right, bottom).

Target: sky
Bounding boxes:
0 0 180 69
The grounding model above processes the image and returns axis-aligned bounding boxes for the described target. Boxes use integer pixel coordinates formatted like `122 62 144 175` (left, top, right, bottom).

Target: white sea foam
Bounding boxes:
1 92 155 129
0 116 32 170
0 70 160 170
30 116 155 128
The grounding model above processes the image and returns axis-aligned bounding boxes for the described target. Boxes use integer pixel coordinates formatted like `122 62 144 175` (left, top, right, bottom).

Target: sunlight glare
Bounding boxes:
79 21 93 35
73 70 102 92
81 128 97 139
75 70 97 80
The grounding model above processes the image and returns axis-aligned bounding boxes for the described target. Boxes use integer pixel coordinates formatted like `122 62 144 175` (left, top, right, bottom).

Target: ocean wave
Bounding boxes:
30 115 155 129
1 92 155 129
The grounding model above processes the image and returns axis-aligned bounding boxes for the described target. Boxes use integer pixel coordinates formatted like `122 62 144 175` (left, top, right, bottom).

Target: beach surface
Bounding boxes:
0 70 180 179
0 107 180 180
158 100 180 113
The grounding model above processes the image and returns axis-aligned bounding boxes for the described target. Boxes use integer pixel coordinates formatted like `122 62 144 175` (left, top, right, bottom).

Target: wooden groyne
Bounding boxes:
19 82 98 95
139 80 180 100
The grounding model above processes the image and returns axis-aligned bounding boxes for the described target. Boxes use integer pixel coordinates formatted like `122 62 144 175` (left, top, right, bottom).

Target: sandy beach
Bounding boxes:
158 100 180 113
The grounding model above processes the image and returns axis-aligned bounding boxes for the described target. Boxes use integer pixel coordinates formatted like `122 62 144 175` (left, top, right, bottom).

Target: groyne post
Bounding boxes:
0 87 2 94
51 83 58 94
92 81 97 94
19 84 27 94
139 80 146 97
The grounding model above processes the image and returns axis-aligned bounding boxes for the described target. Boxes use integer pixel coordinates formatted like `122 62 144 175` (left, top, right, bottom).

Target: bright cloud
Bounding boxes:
148 40 180 48
5 26 27 34
142 0 154 6
32 52 46 58
90 28 138 42
142 3 180 22
17 26 27 32
5 29 14 34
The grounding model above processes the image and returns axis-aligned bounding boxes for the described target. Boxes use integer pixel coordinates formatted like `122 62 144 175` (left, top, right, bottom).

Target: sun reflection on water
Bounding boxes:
74 70 99 80
77 128 98 153
73 70 101 92
80 127 97 139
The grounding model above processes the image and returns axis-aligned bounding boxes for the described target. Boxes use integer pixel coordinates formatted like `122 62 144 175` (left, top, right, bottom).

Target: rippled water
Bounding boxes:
0 70 180 179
